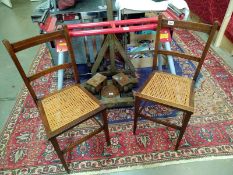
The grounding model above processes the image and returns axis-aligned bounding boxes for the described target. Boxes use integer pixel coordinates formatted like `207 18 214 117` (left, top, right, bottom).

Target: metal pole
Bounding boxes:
158 43 163 71
57 52 65 90
164 42 176 75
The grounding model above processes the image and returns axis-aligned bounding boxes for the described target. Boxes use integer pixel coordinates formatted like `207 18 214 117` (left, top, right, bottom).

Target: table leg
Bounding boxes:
158 43 163 71
164 41 176 75
57 52 65 90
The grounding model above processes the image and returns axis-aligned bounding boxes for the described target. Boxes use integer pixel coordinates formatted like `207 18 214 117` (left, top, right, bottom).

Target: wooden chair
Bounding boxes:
133 15 218 150
2 27 110 173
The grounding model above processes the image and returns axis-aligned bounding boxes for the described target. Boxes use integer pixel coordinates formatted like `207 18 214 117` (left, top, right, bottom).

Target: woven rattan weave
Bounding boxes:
141 72 194 111
42 86 100 132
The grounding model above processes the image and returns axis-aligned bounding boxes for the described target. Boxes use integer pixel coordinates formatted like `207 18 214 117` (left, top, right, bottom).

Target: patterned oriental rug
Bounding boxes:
1 30 233 174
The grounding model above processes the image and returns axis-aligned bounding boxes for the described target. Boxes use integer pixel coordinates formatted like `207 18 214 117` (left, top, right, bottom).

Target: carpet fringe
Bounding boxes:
72 155 233 175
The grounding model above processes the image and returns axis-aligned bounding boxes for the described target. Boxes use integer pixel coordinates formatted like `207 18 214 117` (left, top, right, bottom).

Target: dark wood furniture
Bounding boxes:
112 72 131 92
112 73 138 93
133 15 218 150
85 73 107 94
2 27 110 173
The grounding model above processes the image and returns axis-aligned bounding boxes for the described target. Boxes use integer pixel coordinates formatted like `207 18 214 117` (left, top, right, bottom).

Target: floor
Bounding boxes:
0 1 233 174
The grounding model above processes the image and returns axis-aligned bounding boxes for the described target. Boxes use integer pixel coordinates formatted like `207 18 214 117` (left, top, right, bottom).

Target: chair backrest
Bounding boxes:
153 15 218 81
2 26 79 105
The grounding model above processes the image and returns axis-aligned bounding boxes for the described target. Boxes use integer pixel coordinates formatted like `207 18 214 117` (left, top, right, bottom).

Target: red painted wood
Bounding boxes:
67 17 158 29
69 24 158 37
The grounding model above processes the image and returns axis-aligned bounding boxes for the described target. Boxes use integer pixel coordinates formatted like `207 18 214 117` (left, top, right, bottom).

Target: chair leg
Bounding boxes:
133 97 140 135
102 109 111 146
50 137 70 173
175 112 192 150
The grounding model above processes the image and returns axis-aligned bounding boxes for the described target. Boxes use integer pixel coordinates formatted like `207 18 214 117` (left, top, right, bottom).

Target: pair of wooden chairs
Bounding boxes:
3 15 218 173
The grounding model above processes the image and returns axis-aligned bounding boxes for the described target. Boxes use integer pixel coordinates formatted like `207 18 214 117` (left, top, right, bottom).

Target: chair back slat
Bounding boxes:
28 63 73 82
2 27 79 105
161 20 213 34
153 15 218 81
158 50 201 62
12 31 64 52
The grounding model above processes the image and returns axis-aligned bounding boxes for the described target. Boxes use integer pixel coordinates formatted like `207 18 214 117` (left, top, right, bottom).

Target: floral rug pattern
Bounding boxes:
0 30 233 174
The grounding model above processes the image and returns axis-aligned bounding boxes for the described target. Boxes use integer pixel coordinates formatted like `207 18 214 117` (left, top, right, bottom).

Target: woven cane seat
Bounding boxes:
41 86 100 132
140 72 194 112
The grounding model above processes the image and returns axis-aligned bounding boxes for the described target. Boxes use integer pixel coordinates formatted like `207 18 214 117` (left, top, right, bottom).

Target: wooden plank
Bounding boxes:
113 35 135 74
62 127 104 154
140 113 182 130
12 31 64 52
106 0 113 21
100 96 134 108
109 35 117 73
28 63 72 82
158 50 201 62
136 92 194 113
91 35 110 74
161 20 212 33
